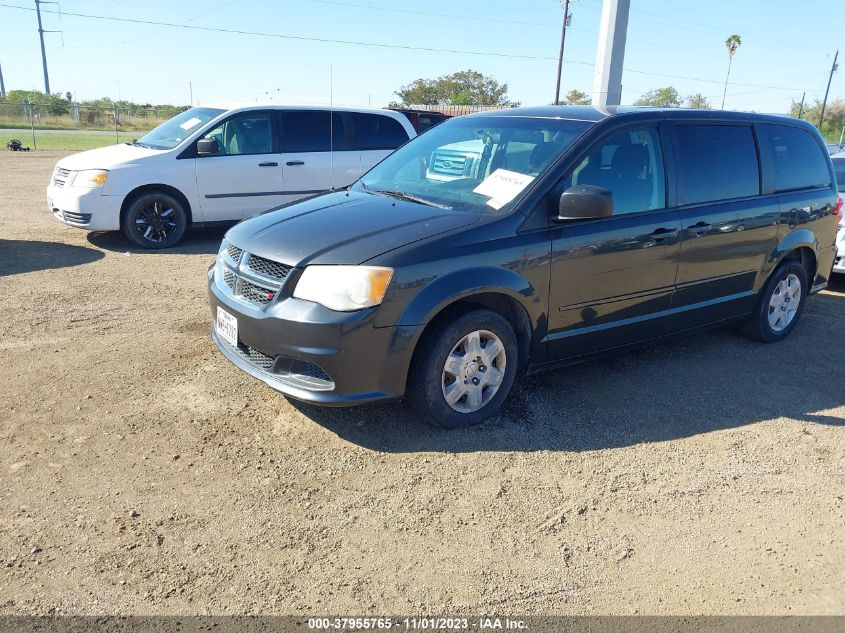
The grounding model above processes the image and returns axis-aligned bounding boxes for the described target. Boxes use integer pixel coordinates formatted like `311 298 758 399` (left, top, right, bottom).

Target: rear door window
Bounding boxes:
280 111 349 152
759 123 831 192
351 113 410 150
674 124 760 205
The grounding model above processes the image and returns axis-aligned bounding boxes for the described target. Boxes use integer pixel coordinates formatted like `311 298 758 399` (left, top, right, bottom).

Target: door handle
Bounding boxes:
647 227 678 242
688 221 711 237
286 160 305 166
258 162 278 167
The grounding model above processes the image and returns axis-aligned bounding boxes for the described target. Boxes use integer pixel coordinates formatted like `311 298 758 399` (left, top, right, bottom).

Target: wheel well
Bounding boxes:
782 247 817 284
407 292 533 389
119 184 193 228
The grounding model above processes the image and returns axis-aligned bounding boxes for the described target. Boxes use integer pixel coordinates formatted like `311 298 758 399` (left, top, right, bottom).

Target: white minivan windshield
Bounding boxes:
136 107 225 150
355 116 592 214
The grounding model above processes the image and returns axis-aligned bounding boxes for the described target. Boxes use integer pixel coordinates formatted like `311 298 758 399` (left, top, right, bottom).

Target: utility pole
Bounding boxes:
189 81 193 106
554 0 574 106
592 0 631 107
797 91 805 119
0 63 6 99
35 0 50 93
819 49 839 130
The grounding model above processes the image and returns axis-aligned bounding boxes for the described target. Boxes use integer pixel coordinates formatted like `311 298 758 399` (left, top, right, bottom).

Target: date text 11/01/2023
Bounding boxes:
307 617 528 630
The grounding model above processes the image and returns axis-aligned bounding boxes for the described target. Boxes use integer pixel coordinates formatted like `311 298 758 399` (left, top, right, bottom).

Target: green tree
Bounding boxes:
790 97 845 141
686 93 712 109
722 34 741 109
562 89 591 105
633 87 682 108
394 70 518 107
1 89 69 115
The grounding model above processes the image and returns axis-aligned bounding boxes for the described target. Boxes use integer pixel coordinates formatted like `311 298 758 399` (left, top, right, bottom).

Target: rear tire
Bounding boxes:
122 191 187 249
739 260 808 343
408 308 518 429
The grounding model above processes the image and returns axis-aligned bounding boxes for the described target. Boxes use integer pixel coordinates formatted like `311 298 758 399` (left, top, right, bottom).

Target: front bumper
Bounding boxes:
47 182 121 231
208 269 418 406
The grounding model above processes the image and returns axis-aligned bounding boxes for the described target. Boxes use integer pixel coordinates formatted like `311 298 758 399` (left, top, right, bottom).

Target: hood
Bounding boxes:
56 143 166 170
226 190 481 266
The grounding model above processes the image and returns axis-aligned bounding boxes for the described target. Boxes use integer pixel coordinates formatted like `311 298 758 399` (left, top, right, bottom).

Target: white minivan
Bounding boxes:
47 104 417 248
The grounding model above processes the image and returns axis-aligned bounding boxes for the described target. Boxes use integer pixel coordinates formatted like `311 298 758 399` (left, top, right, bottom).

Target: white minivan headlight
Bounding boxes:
293 265 393 312
71 169 109 188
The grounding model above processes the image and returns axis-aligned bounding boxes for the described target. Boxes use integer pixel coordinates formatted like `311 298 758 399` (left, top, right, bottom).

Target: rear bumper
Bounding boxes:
47 183 121 231
208 269 418 406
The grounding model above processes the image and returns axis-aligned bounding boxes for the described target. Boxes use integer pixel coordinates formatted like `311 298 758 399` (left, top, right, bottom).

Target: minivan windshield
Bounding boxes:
355 116 592 214
136 107 225 150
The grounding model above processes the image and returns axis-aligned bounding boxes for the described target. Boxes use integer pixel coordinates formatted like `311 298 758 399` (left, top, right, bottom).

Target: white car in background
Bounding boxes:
832 152 845 274
47 104 416 248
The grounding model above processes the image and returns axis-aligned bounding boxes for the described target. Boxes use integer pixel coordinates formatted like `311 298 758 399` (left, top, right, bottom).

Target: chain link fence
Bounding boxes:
0 101 188 150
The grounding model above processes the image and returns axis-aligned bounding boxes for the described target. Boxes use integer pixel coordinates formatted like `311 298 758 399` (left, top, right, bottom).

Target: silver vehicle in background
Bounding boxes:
831 153 845 274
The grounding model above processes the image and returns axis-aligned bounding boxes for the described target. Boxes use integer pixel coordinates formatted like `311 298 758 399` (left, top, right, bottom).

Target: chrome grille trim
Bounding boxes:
53 167 72 188
429 149 475 178
215 245 292 309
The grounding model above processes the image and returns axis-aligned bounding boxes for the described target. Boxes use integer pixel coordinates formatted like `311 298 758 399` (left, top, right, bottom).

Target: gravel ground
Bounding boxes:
0 151 843 616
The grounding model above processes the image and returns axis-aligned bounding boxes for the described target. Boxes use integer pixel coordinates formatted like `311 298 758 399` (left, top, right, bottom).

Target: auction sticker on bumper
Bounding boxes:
216 306 238 347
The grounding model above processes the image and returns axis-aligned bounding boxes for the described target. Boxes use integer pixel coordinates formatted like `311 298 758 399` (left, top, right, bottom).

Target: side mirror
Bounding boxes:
196 137 220 156
556 184 613 221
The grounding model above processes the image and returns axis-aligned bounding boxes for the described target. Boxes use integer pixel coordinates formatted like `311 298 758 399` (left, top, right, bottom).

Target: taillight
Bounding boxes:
834 195 844 223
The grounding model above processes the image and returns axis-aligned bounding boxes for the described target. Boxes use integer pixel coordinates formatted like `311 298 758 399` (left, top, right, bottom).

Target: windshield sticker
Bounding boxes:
179 117 202 130
473 169 534 209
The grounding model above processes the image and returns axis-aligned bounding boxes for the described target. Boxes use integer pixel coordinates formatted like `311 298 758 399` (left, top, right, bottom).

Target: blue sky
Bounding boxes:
0 0 842 113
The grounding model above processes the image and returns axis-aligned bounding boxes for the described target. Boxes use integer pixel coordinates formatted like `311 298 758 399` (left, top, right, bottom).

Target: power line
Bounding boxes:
0 3 574 62
0 2 825 96
301 0 554 28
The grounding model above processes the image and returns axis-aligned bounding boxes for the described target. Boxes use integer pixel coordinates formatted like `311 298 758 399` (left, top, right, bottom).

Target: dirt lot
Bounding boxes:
0 151 843 616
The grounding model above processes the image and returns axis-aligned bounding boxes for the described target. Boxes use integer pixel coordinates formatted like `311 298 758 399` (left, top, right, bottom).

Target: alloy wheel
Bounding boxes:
134 201 178 244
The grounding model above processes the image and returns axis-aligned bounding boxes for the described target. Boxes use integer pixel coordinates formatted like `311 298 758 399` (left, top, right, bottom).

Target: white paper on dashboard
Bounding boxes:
473 169 535 208
179 117 202 130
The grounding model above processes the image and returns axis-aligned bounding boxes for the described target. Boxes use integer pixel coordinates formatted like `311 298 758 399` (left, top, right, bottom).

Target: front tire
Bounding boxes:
740 260 808 343
122 191 188 249
409 308 518 429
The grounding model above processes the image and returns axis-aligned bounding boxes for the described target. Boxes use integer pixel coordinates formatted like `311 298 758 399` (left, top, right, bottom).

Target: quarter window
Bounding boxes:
204 112 274 156
760 123 831 192
351 113 409 150
675 125 759 205
280 111 349 152
568 127 666 215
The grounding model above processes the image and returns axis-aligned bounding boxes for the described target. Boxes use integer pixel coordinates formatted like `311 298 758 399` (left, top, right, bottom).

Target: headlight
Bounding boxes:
293 265 393 312
71 169 109 188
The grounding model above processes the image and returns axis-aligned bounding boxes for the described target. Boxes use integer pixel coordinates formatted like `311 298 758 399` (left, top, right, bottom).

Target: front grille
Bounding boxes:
235 343 276 371
293 361 332 383
247 254 292 282
53 168 71 188
61 211 92 225
224 342 335 391
430 149 473 177
226 244 243 264
239 279 275 305
216 243 291 309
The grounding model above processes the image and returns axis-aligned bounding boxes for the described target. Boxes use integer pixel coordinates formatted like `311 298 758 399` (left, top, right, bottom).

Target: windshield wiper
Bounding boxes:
372 189 452 210
127 140 151 148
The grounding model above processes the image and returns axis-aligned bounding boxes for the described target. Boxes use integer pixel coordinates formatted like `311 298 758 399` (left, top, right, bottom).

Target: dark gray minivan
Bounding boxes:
209 106 840 428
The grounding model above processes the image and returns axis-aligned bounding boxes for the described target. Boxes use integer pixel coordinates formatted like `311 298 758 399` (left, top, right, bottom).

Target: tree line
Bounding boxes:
0 89 188 117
